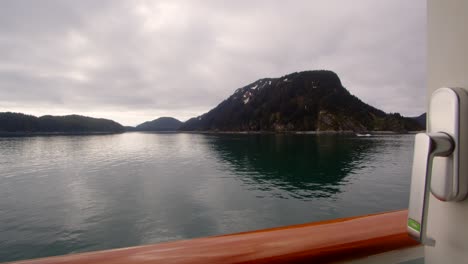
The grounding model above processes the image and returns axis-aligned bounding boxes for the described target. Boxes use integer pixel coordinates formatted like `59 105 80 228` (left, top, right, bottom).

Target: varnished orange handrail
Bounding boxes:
9 210 419 264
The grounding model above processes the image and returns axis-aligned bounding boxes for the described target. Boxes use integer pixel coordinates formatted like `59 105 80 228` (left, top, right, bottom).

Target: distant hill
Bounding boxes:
179 70 423 132
0 112 124 133
410 113 426 129
135 117 182 131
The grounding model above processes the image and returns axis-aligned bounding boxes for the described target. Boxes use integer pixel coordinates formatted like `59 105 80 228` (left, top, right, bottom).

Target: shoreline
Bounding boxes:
0 130 423 137
0 131 124 137
178 130 422 135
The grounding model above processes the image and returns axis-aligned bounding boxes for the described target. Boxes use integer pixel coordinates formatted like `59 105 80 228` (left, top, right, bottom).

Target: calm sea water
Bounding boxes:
0 133 415 262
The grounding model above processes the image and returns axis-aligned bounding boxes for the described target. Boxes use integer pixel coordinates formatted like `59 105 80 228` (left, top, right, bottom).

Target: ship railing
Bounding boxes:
8 210 421 264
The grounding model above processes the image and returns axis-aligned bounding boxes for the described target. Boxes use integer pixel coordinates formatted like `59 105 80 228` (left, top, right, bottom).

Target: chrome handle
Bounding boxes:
408 133 454 246
407 87 468 246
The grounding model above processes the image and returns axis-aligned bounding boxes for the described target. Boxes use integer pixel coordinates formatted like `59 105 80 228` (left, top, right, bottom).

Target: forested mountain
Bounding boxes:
0 112 124 133
411 113 426 129
1 71 422 134
179 70 423 132
135 117 182 131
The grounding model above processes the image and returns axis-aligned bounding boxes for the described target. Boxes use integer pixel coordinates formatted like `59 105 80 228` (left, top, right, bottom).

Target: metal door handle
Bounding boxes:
407 87 468 246
408 132 454 246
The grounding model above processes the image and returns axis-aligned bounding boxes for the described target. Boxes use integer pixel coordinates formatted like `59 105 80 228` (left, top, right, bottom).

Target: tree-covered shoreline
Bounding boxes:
0 112 124 133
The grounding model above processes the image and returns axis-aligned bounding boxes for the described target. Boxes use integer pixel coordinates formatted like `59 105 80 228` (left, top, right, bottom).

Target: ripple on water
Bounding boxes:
0 133 414 262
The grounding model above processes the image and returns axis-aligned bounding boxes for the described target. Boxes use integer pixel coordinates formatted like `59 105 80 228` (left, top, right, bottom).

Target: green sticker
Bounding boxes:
408 218 421 232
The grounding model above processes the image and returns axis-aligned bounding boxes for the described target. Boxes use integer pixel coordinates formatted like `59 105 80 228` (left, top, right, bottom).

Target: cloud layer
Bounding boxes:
0 0 426 126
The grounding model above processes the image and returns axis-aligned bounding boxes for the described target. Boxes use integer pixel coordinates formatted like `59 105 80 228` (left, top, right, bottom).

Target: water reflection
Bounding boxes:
0 133 414 262
206 134 378 199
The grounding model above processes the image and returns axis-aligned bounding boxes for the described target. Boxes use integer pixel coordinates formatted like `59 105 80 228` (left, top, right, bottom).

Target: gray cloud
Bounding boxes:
0 0 426 126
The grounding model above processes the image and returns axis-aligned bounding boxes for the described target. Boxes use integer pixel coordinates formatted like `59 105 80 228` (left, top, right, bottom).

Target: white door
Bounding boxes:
426 0 468 263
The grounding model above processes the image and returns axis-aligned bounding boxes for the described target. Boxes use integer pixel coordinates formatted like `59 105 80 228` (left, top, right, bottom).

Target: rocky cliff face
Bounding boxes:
179 70 422 132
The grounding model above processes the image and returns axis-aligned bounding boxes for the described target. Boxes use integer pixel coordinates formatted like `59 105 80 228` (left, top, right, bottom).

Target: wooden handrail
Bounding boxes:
9 210 418 264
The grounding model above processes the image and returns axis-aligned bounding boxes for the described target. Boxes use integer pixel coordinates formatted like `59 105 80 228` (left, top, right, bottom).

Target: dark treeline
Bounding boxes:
0 112 124 133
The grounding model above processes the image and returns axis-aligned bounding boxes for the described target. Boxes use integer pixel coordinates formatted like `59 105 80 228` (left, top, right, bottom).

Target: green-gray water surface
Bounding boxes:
0 133 414 262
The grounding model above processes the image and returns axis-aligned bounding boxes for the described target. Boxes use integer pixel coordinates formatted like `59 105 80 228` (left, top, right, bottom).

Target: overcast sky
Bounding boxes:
0 0 425 126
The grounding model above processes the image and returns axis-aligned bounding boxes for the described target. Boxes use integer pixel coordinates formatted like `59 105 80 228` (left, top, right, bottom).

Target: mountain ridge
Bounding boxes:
0 112 124 133
0 70 424 133
179 70 423 132
134 117 182 131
